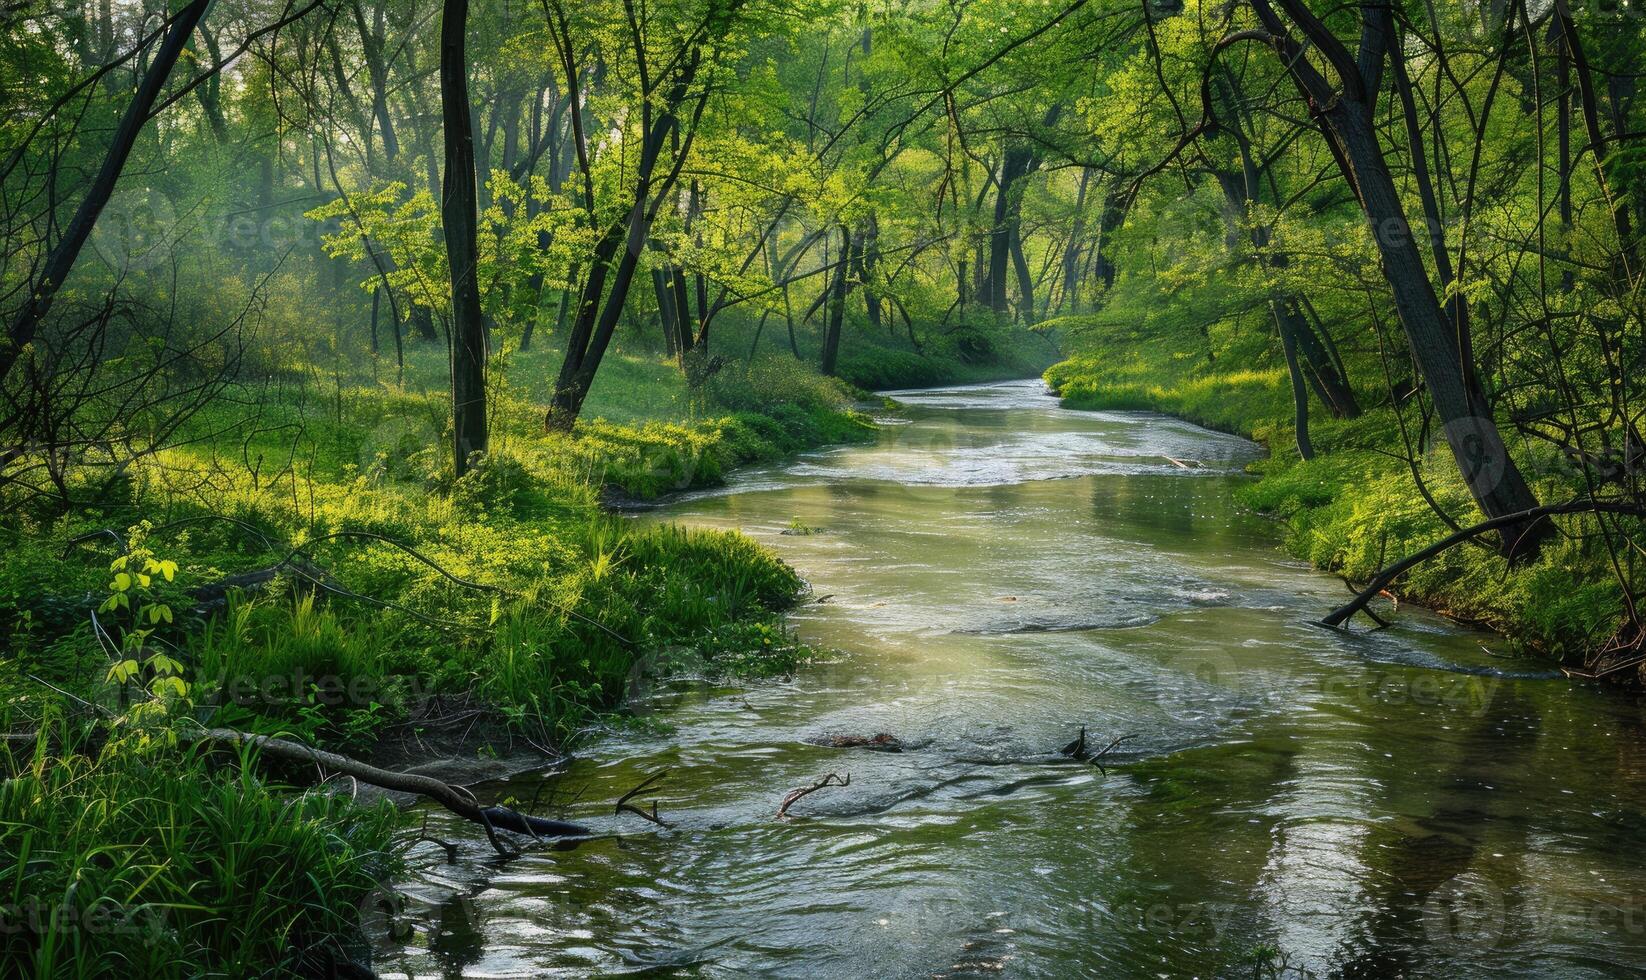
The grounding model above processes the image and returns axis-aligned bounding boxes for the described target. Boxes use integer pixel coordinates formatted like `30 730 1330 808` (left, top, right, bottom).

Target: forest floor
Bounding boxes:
1043 314 1638 674
0 324 1051 976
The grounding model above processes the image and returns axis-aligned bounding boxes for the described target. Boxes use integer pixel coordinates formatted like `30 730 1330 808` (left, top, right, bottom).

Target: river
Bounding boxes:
379 379 1646 978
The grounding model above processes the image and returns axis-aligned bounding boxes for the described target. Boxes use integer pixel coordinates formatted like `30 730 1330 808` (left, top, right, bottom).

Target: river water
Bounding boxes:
380 380 1646 979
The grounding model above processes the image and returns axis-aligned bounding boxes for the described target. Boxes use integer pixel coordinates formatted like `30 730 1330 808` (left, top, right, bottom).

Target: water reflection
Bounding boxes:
378 380 1646 979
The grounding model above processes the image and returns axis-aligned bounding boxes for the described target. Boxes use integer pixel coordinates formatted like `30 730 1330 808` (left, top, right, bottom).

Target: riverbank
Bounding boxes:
1043 314 1638 675
0 344 886 974
0 325 1062 974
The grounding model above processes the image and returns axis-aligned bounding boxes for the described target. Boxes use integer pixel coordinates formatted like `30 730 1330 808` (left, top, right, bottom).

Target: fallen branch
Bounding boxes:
1059 726 1135 771
1320 500 1646 629
1088 733 1136 774
777 772 850 819
18 677 591 854
614 768 675 828
198 728 591 852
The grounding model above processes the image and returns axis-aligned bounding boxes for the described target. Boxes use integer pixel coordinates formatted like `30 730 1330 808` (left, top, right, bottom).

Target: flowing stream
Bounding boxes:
380 380 1646 978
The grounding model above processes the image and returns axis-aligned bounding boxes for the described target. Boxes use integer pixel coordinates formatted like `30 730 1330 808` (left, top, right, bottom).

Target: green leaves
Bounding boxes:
96 539 190 710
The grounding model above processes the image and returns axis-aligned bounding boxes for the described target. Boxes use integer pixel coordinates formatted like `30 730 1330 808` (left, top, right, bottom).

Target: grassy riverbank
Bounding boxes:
1044 315 1638 670
0 306 1060 975
0 339 884 974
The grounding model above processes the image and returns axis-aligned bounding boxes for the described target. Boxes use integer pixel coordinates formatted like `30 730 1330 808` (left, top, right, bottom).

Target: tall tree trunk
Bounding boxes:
1554 16 1574 292
1250 0 1546 558
353 1 399 163
986 146 1032 313
652 266 680 357
1215 69 1361 420
1331 68 1544 556
1009 222 1036 325
441 0 487 476
1555 0 1638 286
1092 180 1126 294
1276 303 1314 460
1060 168 1091 314
860 213 883 331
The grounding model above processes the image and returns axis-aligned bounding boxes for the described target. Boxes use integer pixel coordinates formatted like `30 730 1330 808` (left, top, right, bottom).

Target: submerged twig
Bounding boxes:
615 768 675 828
777 772 850 818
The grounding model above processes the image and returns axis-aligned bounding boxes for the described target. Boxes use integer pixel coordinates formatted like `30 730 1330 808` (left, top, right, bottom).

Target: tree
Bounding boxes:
2 0 212 385
441 0 487 476
1233 0 1547 558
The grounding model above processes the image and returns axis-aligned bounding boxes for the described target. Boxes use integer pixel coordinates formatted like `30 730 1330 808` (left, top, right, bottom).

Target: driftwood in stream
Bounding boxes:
1320 500 1646 628
777 772 850 818
807 732 903 752
614 768 675 828
200 729 591 852
1059 726 1135 771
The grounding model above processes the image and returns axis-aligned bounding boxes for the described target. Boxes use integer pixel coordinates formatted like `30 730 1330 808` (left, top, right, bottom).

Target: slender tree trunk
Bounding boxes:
441 0 487 476
1092 181 1126 294
2 0 211 385
1249 0 1545 557
1332 100 1544 555
1010 222 1035 325
652 266 679 357
1060 168 1091 314
1391 38 1464 337
860 214 883 331
1555 0 1638 285
1555 17 1574 292
669 262 693 359
1276 303 1314 460
821 225 856 376
986 148 1031 313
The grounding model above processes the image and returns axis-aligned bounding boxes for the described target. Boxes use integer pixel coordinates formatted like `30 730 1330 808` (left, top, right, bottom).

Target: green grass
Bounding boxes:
0 732 401 979
0 333 873 977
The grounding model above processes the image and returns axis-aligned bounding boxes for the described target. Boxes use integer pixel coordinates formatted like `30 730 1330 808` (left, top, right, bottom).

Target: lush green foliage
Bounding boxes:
3 0 1644 971
0 735 401 979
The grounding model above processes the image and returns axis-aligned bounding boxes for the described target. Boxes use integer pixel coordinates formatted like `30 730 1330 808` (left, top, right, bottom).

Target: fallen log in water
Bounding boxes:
807 732 903 752
199 728 592 852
